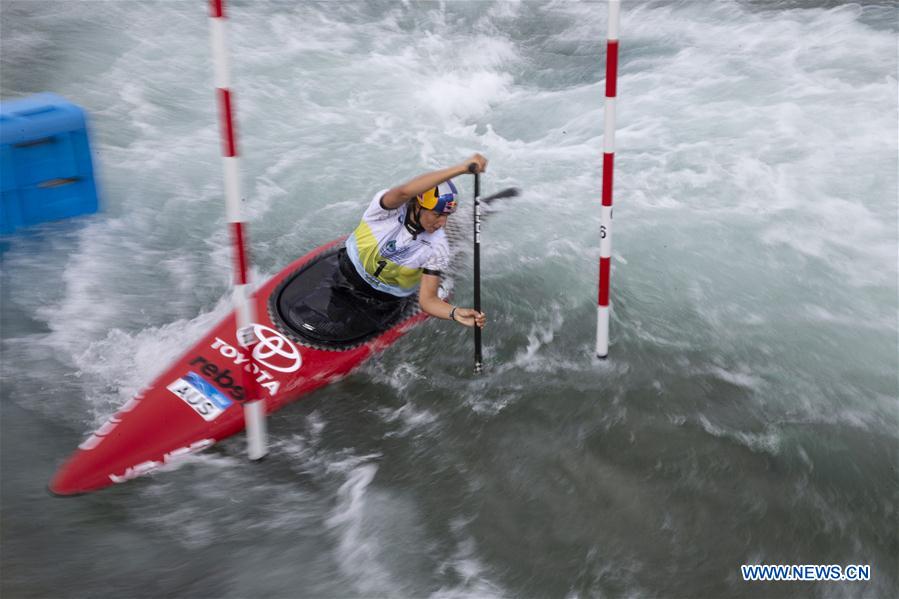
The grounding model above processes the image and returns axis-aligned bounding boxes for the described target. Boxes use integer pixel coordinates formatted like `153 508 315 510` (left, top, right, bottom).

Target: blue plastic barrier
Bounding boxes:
0 93 100 234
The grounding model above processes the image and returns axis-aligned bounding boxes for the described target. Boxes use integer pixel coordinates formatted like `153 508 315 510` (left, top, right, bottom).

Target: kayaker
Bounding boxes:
339 154 488 329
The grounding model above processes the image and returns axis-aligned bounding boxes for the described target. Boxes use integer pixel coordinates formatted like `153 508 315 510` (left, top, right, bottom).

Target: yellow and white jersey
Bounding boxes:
346 189 451 297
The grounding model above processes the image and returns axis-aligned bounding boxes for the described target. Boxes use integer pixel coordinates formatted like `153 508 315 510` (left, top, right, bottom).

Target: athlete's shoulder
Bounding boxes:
422 229 451 271
362 188 401 222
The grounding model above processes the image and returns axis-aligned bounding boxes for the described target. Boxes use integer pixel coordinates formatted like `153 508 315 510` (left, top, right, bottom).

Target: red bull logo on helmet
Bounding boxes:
418 179 459 214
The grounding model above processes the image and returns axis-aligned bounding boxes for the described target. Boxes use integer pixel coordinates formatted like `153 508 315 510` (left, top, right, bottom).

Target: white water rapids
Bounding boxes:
1 1 896 597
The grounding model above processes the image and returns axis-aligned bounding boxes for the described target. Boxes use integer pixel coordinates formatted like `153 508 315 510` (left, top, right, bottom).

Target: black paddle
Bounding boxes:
467 164 520 374
469 163 483 373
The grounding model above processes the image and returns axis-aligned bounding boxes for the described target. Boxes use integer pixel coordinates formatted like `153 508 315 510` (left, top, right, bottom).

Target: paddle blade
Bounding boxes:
483 187 520 202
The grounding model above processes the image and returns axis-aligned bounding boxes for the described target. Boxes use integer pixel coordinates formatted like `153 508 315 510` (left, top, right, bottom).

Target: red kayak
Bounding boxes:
50 187 516 495
50 237 428 495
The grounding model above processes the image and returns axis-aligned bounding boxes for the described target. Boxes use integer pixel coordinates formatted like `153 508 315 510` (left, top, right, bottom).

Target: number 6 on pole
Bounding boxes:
596 0 620 360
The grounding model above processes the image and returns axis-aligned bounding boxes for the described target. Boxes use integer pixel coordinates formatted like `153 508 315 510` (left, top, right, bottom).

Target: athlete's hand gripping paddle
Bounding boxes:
469 162 484 374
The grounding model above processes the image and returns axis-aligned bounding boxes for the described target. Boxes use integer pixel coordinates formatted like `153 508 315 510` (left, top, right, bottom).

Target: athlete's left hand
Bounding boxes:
462 153 488 174
454 308 486 328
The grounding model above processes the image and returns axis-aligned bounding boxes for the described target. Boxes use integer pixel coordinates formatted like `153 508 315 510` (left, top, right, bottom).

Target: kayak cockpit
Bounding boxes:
268 246 418 350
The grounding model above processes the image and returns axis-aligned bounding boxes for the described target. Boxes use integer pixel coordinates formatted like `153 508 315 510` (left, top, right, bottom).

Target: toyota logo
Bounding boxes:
252 324 302 373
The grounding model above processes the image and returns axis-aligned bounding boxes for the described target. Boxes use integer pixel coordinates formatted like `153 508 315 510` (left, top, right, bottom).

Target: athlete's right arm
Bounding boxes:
380 154 488 210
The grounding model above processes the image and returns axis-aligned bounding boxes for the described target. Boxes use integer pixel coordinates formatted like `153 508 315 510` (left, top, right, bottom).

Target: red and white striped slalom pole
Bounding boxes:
208 0 267 459
596 0 620 359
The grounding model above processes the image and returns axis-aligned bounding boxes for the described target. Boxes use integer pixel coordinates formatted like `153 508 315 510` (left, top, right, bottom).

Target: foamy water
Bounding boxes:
1 1 896 597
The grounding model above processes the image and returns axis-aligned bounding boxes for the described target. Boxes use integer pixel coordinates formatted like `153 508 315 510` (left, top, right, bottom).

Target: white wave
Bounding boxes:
1 1 895 595
698 415 783 456
325 464 401 596
704 365 764 391
416 70 515 123
72 299 232 425
379 401 440 439
432 518 508 599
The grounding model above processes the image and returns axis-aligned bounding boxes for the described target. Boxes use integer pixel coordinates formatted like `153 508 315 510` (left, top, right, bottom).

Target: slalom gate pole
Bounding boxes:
208 0 267 460
470 163 483 374
596 0 620 359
